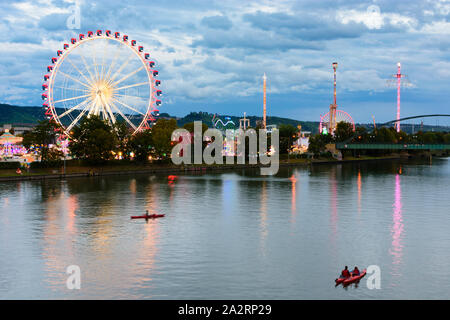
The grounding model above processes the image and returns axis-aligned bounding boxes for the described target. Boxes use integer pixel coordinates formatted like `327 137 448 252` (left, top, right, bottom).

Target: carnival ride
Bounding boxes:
212 114 236 131
319 62 355 134
319 109 355 134
41 30 162 137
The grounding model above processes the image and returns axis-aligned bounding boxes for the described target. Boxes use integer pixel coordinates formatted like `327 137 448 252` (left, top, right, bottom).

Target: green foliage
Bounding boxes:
150 118 179 158
278 124 298 154
334 121 354 142
374 127 397 143
21 120 60 161
127 130 153 162
183 121 209 134
113 120 131 156
308 133 333 154
423 131 437 144
0 162 21 169
69 115 118 163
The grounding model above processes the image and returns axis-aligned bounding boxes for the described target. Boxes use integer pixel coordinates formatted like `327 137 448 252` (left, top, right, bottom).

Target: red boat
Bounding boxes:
343 269 367 286
335 268 366 285
335 275 346 285
131 214 165 219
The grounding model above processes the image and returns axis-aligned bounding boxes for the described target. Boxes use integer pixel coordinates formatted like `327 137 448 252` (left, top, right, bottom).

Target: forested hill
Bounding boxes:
177 111 320 133
0 104 45 125
0 104 321 133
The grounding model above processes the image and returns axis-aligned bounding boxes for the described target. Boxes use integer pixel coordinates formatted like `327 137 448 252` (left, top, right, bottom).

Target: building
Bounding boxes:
1 123 35 136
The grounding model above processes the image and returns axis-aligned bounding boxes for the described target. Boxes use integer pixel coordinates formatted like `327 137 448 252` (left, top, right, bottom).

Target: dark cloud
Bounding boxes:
201 15 232 30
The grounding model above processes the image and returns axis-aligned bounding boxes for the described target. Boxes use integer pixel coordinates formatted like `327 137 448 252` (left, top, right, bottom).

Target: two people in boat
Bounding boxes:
340 266 360 278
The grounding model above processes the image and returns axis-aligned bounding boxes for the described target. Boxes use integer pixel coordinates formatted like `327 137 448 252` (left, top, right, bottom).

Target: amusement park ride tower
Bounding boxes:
387 62 410 132
263 73 267 128
329 62 338 134
318 62 355 135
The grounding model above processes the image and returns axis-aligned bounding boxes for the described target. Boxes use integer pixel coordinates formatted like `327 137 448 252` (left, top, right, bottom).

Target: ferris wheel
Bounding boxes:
41 30 162 137
319 109 355 134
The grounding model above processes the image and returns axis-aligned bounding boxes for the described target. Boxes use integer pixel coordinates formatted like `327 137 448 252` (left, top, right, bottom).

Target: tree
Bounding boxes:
183 121 208 134
22 120 60 161
128 130 153 162
150 118 178 158
308 133 332 155
113 120 131 159
278 124 298 154
334 121 354 143
375 127 397 143
423 131 437 144
69 115 118 162
353 126 368 143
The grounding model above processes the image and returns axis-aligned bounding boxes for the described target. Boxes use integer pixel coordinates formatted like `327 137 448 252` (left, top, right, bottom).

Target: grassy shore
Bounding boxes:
0 155 402 182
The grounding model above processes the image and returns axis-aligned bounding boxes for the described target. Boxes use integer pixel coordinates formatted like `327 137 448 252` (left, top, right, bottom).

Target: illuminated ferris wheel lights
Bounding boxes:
41 29 162 136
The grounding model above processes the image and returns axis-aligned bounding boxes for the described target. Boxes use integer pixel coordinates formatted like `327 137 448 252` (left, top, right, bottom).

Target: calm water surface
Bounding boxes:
1 158 450 299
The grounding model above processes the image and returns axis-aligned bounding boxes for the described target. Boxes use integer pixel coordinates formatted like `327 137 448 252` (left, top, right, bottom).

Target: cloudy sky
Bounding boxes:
1 0 450 123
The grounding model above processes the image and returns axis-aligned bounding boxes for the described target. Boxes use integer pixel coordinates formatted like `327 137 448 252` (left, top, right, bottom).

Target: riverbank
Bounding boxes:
0 155 404 182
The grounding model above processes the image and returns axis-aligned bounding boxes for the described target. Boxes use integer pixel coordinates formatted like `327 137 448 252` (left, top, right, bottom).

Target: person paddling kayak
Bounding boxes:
351 266 360 276
341 266 351 278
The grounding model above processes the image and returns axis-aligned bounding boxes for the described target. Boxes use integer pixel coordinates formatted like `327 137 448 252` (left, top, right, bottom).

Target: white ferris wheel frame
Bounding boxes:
45 32 160 137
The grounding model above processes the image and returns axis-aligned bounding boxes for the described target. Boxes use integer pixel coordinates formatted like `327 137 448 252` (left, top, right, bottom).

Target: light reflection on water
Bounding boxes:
1 158 450 299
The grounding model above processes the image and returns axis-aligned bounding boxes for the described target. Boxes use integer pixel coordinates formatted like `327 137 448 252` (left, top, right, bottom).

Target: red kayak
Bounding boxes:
335 276 346 285
343 269 366 286
131 214 165 219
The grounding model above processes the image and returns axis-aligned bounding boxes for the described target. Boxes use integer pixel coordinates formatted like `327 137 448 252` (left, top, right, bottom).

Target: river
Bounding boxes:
1 158 449 299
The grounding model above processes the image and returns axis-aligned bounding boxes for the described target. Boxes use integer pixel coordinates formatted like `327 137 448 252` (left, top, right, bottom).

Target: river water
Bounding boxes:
1 158 449 299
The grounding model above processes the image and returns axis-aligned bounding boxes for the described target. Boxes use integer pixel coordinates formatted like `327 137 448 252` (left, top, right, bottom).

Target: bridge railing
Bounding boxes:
335 143 450 150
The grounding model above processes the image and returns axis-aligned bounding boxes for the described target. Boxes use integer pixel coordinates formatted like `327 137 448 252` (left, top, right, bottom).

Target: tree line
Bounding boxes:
308 121 450 155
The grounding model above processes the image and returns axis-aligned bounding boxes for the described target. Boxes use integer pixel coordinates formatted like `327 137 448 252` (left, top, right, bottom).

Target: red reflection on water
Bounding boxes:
357 170 362 214
168 175 177 185
66 195 78 234
390 173 404 269
290 174 297 223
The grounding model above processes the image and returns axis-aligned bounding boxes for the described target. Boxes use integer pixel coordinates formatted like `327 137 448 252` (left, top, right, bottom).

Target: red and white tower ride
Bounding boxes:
389 62 410 132
328 62 338 134
263 72 267 128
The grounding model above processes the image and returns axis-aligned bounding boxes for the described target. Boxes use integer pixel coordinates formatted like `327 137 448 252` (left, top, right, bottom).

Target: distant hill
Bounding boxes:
178 111 320 133
0 104 45 125
0 103 321 133
3 103 446 134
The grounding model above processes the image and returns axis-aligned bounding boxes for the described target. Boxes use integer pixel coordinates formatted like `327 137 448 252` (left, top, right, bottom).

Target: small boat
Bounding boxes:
343 269 367 286
131 214 165 219
335 275 346 285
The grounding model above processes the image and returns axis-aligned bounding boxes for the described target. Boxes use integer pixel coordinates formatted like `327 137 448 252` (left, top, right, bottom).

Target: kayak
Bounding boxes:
335 276 346 285
343 269 367 286
131 214 165 219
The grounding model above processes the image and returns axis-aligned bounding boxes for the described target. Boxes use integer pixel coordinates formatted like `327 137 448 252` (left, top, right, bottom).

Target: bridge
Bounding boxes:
336 143 450 150
336 114 450 151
